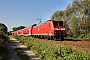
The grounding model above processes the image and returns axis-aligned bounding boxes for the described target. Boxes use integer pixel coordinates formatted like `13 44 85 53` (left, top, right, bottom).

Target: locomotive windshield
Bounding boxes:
53 21 63 26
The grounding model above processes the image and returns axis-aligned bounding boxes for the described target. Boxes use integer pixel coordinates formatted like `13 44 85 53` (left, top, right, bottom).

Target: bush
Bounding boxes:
0 31 9 48
0 23 8 34
0 31 9 60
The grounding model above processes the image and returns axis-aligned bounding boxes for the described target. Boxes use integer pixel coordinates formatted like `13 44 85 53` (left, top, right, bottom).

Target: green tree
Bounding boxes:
69 14 78 38
51 10 64 20
12 26 26 31
0 23 8 34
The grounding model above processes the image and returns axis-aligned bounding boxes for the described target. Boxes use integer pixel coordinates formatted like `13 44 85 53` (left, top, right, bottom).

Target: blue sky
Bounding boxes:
0 0 72 31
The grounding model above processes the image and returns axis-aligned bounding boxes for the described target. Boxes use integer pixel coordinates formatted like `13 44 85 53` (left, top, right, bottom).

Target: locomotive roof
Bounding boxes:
32 20 63 28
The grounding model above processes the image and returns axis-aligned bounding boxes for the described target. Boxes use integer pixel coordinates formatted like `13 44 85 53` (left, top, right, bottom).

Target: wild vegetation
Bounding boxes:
51 0 90 40
12 35 90 60
0 23 9 60
15 48 29 60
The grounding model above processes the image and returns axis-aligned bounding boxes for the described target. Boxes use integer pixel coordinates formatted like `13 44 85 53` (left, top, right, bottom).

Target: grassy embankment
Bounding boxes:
11 35 90 60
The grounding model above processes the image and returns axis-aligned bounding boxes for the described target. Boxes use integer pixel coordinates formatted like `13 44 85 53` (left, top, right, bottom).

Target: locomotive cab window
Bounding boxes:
53 21 63 26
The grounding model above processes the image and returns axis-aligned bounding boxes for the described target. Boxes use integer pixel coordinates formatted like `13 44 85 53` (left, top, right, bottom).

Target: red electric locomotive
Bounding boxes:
31 20 66 40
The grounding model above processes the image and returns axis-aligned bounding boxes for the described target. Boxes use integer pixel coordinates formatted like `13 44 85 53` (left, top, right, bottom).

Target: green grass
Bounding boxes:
15 48 29 60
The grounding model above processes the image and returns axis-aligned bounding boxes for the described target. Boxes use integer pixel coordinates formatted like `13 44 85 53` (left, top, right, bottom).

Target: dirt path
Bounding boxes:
8 38 41 60
7 38 21 60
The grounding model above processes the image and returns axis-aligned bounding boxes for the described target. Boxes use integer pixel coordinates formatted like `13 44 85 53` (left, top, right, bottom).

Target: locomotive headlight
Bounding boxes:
61 28 65 30
54 28 59 30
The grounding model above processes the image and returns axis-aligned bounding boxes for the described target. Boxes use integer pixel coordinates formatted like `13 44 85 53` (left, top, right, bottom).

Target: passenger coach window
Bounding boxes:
53 21 63 26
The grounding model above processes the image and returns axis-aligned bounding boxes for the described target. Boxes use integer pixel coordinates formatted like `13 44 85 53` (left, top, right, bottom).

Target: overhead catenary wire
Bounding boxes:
18 0 32 21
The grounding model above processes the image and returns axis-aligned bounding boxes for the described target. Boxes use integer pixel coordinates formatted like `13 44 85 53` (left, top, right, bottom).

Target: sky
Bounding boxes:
0 0 72 31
